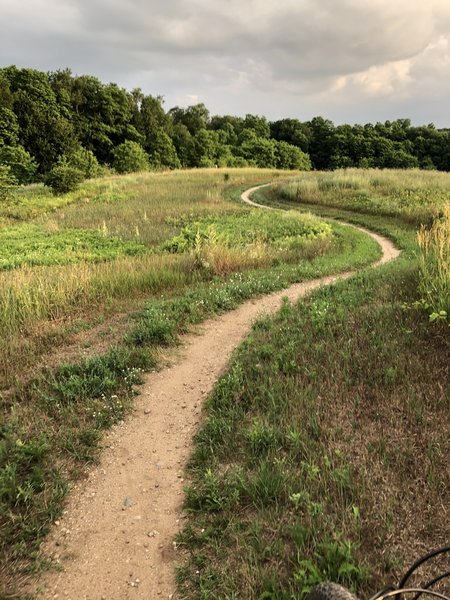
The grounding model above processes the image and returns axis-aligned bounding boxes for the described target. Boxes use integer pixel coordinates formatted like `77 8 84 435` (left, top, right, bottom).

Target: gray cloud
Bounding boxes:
1 0 450 124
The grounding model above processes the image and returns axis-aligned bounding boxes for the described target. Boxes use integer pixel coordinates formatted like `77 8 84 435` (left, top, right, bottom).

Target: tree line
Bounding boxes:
1 66 450 193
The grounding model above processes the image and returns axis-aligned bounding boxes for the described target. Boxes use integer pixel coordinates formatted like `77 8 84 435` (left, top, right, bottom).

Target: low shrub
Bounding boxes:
44 161 85 195
112 141 149 174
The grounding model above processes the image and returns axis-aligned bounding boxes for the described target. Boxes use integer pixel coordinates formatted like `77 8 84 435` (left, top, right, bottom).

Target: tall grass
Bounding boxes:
274 168 450 226
417 205 450 322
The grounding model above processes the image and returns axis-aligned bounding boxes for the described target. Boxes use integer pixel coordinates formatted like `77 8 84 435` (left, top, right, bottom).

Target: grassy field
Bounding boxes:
177 171 450 599
0 168 289 391
0 168 385 595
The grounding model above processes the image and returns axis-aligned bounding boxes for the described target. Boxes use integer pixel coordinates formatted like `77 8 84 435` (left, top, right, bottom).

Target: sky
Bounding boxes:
1 0 450 126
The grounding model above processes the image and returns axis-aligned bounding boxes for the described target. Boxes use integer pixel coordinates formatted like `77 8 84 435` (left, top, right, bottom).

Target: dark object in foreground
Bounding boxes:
308 546 450 600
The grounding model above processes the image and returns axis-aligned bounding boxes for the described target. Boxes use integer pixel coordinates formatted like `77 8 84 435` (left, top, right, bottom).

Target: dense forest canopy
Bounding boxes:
1 65 450 189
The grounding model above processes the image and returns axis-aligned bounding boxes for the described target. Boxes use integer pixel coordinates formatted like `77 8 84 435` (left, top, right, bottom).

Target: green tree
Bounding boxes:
65 145 103 178
138 95 170 142
209 115 243 143
48 68 75 121
270 118 310 152
44 158 84 194
148 129 181 169
171 123 193 167
68 75 140 163
238 130 277 167
307 117 337 170
387 147 419 169
2 66 76 173
0 107 19 147
243 114 270 138
168 103 210 135
189 129 218 167
112 140 149 173
0 71 14 109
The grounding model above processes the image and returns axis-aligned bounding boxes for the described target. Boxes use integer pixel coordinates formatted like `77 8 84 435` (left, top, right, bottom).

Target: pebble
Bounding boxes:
147 530 159 537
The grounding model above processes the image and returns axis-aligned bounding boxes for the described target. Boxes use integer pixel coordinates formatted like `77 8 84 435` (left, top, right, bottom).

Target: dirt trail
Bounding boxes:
32 186 400 600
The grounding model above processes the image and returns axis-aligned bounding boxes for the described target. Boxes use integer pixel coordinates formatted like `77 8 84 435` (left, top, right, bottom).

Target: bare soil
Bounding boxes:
30 186 399 600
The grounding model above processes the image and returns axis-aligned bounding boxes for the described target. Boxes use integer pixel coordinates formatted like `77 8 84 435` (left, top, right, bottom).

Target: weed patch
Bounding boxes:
0 224 146 270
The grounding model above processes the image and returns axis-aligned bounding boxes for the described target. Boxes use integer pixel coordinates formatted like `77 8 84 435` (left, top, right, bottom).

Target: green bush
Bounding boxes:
275 140 312 170
65 146 102 178
112 140 149 174
44 161 85 195
0 164 17 201
0 144 37 184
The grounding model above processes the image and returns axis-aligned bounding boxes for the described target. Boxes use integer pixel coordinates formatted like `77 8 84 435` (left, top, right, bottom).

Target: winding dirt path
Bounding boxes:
32 185 400 600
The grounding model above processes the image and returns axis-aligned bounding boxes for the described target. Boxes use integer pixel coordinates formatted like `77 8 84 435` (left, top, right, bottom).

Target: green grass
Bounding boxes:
176 178 450 600
417 206 450 322
268 168 450 227
0 224 146 270
163 210 332 253
1 346 151 592
0 219 379 591
256 170 450 324
128 222 379 348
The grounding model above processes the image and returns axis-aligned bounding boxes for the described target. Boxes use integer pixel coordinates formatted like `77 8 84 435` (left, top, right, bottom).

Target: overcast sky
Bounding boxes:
1 0 450 126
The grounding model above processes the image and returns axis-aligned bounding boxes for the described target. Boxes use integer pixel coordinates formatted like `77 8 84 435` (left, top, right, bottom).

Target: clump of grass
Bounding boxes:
126 222 379 349
0 253 191 335
163 210 332 252
163 210 333 276
417 204 450 323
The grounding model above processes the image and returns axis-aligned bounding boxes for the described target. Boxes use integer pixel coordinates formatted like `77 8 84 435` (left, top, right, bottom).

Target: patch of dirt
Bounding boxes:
41 312 133 370
1 303 141 399
28 185 400 599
